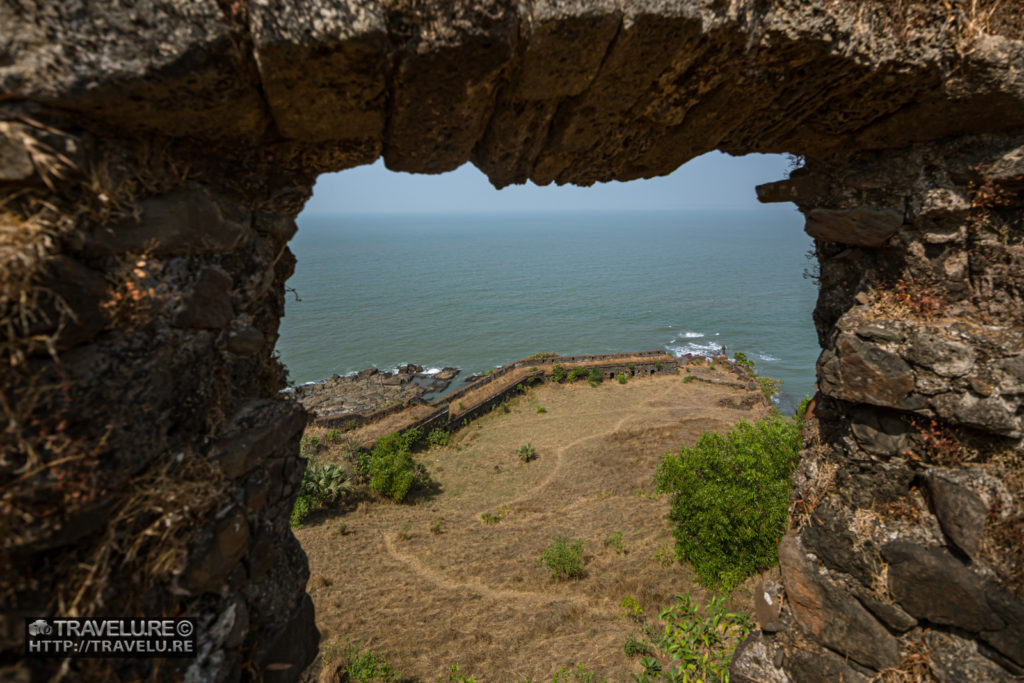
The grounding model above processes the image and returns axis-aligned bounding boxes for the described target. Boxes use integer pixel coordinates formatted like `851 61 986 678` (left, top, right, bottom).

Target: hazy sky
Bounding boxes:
302 151 796 215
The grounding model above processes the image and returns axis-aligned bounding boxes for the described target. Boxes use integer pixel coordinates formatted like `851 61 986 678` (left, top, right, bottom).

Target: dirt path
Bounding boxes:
296 369 770 681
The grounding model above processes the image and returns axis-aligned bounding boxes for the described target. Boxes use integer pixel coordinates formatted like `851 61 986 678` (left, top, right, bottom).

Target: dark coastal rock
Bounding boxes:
821 334 915 409
925 630 1021 683
801 504 876 586
173 266 234 329
435 367 460 381
905 332 974 377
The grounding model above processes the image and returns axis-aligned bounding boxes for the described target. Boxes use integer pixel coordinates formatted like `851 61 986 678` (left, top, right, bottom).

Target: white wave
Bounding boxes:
666 340 725 358
423 367 442 376
680 331 704 338
757 353 781 362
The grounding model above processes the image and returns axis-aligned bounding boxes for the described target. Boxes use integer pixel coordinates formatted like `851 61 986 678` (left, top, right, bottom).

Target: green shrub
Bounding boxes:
794 393 813 429
539 535 585 579
654 415 802 590
654 361 663 370
430 519 442 534
623 633 652 658
427 427 451 448
619 594 643 622
300 434 321 456
568 367 586 382
631 594 751 683
587 368 602 387
682 375 695 384
322 640 401 683
552 364 567 382
617 372 628 384
550 664 606 682
439 664 476 682
361 429 430 502
536 405 547 414
529 366 538 372
517 443 537 462
290 457 353 527
481 510 502 525
603 531 625 554
652 543 674 567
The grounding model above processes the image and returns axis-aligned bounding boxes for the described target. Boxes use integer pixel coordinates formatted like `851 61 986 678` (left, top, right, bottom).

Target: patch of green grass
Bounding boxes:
539 535 585 580
587 368 602 387
549 664 606 683
654 414 801 590
517 442 537 462
682 375 694 384
326 428 344 444
536 405 547 414
604 531 625 554
652 543 674 567
619 594 644 622
439 664 476 682
529 366 538 372
481 510 502 525
430 518 442 534
617 372 628 384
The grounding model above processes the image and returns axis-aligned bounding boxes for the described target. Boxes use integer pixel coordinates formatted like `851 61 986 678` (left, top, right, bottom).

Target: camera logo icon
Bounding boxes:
28 620 52 637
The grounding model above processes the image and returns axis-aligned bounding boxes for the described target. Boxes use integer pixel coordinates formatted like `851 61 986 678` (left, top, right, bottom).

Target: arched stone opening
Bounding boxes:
1 1 1022 681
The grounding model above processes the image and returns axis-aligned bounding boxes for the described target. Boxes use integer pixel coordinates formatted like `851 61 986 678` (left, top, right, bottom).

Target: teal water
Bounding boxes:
276 210 820 412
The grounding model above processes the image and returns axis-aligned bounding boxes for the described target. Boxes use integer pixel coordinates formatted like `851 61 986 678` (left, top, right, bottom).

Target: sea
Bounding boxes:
275 209 821 414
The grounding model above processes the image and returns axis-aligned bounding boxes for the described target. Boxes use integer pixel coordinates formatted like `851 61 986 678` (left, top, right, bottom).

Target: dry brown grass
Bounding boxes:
873 640 937 682
296 372 771 680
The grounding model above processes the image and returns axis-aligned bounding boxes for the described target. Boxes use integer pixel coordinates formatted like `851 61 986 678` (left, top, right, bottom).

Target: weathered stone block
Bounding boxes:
173 266 234 329
824 334 915 409
85 188 252 256
779 533 900 671
805 207 903 247
249 0 388 147
183 507 250 595
210 399 308 479
883 541 1004 633
905 332 974 378
927 472 988 558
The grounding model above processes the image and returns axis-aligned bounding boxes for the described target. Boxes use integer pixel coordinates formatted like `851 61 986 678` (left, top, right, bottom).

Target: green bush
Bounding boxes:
481 510 502 525
587 368 602 387
623 633 652 658
536 405 547 414
631 594 751 683
291 457 353 527
620 594 643 622
427 427 451 448
617 372 628 384
325 428 343 444
517 443 537 462
439 664 476 682
300 434 321 456
552 364 567 382
322 640 401 683
539 535 585 580
568 367 586 382
654 415 802 590
361 429 430 502
682 375 695 384
604 531 625 553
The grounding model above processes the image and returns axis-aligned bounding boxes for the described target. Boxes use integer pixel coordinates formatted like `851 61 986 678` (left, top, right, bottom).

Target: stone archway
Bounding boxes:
1 1 1022 680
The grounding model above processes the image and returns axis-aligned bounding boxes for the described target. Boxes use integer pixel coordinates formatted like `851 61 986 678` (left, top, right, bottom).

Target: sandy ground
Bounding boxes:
296 368 771 681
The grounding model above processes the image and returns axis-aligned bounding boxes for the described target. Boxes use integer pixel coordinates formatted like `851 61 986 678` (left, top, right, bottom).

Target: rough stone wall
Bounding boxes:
0 1 1022 681
732 133 1024 681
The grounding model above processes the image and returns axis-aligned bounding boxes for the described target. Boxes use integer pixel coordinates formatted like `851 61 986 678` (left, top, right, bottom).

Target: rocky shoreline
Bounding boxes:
292 364 460 419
